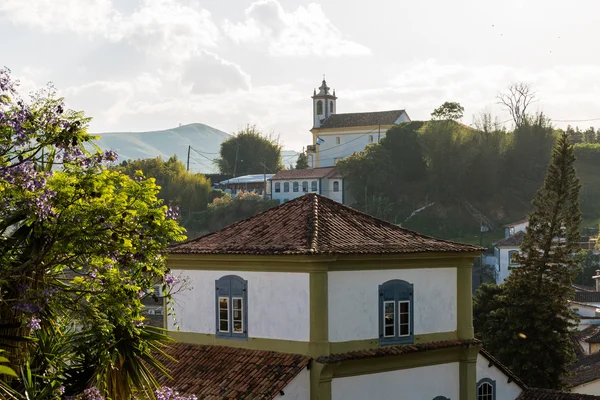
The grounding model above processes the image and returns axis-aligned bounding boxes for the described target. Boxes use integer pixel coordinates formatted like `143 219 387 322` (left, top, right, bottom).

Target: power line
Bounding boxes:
314 126 381 156
552 117 600 123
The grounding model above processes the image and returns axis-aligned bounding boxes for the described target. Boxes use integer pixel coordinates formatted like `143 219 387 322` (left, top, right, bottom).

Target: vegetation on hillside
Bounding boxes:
474 132 582 389
215 125 283 176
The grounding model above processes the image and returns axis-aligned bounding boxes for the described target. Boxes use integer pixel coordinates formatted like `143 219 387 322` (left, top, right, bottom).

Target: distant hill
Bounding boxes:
93 123 230 173
94 123 301 174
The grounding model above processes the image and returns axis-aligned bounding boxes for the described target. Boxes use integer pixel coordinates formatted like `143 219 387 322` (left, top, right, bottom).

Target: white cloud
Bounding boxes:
182 51 251 94
0 0 219 59
224 0 371 57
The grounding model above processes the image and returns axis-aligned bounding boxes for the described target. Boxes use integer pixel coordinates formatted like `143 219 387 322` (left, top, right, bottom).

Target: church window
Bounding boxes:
302 181 308 193
379 280 413 345
284 182 289 192
476 378 496 400
293 182 299 192
216 275 248 339
274 182 281 193
333 181 340 192
336 137 340 145
317 100 323 115
311 181 318 192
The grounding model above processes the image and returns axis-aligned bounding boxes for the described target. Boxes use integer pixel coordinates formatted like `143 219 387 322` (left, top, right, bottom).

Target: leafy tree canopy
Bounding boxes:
0 69 186 399
430 101 464 121
216 125 282 176
295 152 309 169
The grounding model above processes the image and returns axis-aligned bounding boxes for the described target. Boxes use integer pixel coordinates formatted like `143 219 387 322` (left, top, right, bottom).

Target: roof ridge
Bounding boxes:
329 109 405 116
308 194 319 252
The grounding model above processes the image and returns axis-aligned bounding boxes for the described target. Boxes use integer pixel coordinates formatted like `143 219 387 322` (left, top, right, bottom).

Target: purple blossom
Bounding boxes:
138 291 146 299
27 316 41 330
164 273 176 286
155 386 198 400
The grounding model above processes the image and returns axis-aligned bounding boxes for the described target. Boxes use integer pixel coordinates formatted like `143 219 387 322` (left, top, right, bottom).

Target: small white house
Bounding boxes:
269 167 344 204
493 220 529 284
477 349 526 399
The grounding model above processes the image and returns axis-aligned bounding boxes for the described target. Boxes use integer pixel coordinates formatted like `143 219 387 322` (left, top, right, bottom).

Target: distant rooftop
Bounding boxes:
318 110 407 129
216 174 274 185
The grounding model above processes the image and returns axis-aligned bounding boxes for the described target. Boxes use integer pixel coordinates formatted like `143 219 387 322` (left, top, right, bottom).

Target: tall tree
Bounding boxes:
295 152 309 169
474 132 582 389
430 101 464 121
498 82 537 128
216 125 282 176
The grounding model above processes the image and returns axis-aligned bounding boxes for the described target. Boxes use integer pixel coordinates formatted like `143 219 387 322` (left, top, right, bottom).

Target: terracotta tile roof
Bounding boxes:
315 339 480 364
571 335 586 357
494 231 526 247
156 343 310 399
169 194 483 256
565 351 600 387
574 326 600 343
318 110 406 129
270 167 338 180
574 292 600 303
479 349 528 390
573 284 596 292
519 389 600 399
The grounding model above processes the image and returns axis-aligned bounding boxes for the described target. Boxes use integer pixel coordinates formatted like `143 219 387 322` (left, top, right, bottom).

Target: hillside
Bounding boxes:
93 123 230 173
94 123 301 174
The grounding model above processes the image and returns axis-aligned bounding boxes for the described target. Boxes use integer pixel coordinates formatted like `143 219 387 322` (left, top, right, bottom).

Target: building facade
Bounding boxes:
269 167 343 204
307 79 410 168
493 219 528 284
165 194 483 399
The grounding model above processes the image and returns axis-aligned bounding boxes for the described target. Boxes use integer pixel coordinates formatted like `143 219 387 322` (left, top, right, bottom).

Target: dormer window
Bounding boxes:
215 275 248 339
317 100 323 115
379 279 414 345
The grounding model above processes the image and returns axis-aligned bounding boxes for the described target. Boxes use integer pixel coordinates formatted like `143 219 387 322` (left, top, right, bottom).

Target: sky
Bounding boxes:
2 0 600 151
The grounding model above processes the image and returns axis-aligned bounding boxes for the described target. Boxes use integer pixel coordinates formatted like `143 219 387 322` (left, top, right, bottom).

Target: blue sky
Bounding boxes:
2 0 600 150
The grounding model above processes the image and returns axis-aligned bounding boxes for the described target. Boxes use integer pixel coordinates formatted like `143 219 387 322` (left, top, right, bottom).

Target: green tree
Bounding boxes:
430 102 464 121
295 152 309 169
474 132 582 389
0 69 186 399
583 127 597 143
216 125 282 176
114 156 212 223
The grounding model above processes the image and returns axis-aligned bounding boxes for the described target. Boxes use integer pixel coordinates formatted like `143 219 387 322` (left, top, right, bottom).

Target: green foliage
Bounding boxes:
295 152 309 169
216 125 283 176
113 156 212 226
474 132 582 389
430 101 464 121
0 71 185 399
190 192 279 234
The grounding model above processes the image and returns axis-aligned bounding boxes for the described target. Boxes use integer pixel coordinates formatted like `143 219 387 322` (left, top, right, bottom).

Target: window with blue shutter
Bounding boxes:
215 275 248 340
379 279 414 345
477 378 496 400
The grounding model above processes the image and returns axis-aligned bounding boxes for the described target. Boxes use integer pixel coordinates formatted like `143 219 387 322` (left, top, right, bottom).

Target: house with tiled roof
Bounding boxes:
164 193 488 399
476 349 527 399
492 219 529 284
306 78 410 168
269 167 345 204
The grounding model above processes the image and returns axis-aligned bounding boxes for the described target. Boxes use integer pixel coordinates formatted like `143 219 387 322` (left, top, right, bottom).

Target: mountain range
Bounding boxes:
93 123 299 174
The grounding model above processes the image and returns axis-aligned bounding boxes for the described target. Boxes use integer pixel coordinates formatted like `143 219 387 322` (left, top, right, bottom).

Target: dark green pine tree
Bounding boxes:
295 151 310 169
476 132 582 389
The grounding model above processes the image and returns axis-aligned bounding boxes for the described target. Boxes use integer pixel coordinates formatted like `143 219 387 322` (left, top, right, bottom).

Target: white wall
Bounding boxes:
573 379 600 396
168 270 310 341
320 178 343 204
476 353 523 400
271 179 320 203
332 362 459 400
571 303 598 318
497 247 519 284
328 268 457 342
274 367 310 400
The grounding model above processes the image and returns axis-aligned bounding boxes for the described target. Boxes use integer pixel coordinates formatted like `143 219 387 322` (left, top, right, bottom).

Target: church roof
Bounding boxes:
169 193 482 256
270 167 338 180
318 110 406 129
494 231 525 247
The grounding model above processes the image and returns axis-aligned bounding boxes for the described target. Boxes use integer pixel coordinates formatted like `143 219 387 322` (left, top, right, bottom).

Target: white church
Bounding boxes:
270 78 411 204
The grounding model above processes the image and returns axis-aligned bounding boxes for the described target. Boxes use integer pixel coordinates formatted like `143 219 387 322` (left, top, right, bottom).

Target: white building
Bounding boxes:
493 219 528 284
307 79 410 168
476 349 526 399
164 193 487 399
269 167 344 204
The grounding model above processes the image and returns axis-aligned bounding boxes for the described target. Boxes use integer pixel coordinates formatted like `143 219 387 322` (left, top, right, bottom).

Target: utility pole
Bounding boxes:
378 124 381 142
233 142 240 178
186 145 191 172
263 161 267 197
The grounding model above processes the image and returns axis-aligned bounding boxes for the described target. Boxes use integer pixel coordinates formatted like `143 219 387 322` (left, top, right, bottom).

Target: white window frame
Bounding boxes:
383 300 396 338
477 382 494 400
232 296 244 334
218 296 229 333
398 300 411 337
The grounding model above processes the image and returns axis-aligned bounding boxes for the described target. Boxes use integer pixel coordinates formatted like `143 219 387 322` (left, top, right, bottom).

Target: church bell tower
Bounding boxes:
312 77 337 128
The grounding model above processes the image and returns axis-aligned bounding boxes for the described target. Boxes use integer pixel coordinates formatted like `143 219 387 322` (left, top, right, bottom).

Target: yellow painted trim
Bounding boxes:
310 270 330 357
457 265 475 339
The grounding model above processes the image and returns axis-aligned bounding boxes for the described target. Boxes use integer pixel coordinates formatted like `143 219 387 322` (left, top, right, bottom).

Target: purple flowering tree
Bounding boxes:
0 69 188 399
